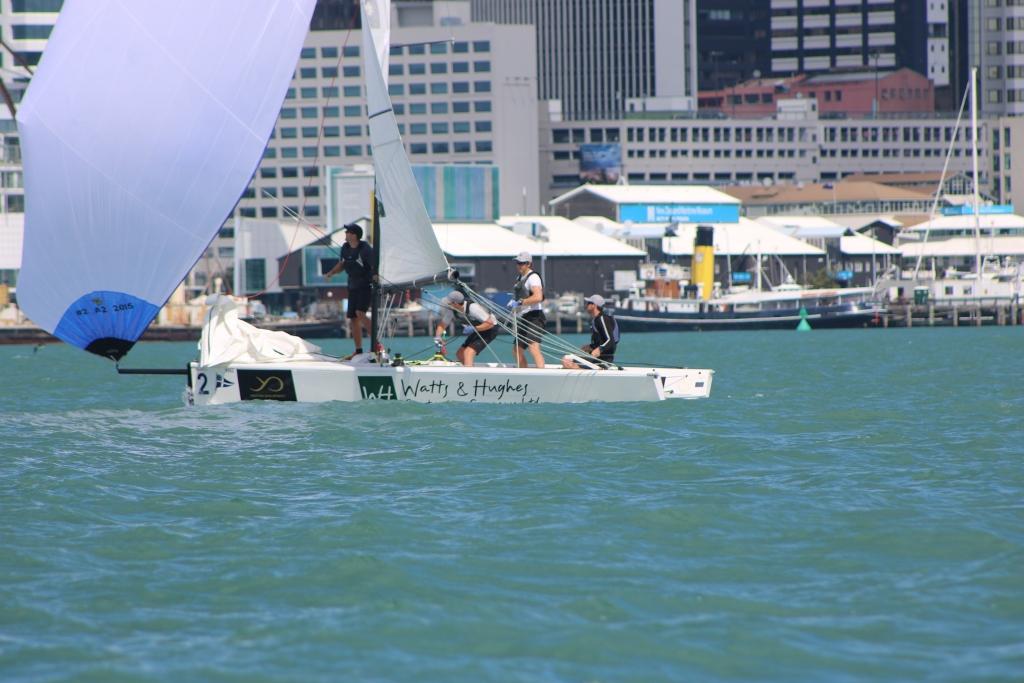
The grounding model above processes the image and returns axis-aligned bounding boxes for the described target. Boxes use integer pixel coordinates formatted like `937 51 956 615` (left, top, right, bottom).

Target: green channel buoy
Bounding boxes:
796 306 812 331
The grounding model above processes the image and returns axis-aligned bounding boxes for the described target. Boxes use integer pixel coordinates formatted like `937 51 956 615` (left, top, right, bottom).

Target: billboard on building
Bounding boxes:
579 143 621 184
618 203 740 223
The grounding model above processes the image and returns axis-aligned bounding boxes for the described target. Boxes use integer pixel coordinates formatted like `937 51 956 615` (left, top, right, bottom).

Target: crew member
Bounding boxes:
562 294 619 369
434 290 497 367
325 223 375 359
508 251 546 368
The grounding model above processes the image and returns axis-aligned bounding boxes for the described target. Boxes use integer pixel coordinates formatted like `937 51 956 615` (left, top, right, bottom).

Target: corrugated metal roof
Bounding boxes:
549 184 741 207
757 215 848 239
839 233 902 256
900 213 1024 233
433 218 645 258
897 236 1024 257
661 218 824 256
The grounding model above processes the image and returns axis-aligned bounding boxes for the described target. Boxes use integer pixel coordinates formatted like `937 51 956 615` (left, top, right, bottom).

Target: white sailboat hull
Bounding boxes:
186 360 712 405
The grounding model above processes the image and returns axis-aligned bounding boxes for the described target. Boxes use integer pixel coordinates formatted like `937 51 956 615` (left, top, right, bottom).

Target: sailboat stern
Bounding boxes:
655 368 714 399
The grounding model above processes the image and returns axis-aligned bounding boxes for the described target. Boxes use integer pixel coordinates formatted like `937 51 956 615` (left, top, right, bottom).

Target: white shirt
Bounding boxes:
518 272 544 314
442 301 496 327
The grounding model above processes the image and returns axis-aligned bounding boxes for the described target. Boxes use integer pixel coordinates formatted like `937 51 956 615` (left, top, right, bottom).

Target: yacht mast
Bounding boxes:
971 67 982 277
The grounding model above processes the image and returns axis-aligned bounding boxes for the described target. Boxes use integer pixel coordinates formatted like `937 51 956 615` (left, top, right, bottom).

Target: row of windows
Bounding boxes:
11 0 63 12
274 119 492 141
239 206 322 219
284 80 493 102
280 99 494 120
11 24 52 39
299 40 491 61
263 140 492 160
297 60 491 79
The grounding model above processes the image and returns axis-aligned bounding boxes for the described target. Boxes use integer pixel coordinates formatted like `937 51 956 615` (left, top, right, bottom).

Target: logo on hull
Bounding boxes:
358 376 397 400
237 369 297 401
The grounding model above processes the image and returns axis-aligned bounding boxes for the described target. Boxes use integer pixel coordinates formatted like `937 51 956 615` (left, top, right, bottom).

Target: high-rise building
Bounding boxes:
969 0 1024 116
696 2 770 91
471 0 698 120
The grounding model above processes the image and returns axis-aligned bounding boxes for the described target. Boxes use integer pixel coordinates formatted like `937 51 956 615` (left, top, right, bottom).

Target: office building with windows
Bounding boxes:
969 0 1024 115
471 0 698 120
539 100 990 206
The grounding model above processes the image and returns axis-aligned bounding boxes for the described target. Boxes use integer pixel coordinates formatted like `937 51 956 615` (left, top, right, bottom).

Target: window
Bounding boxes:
430 63 448 74
281 127 297 139
389 63 404 76
473 41 491 52
281 147 297 158
300 87 317 98
475 121 492 132
393 103 405 115
302 146 318 158
432 142 449 153
285 88 296 100
343 105 362 117
343 85 360 97
410 143 427 154
431 83 448 94
432 122 449 134
343 46 359 58
431 102 449 114
322 47 338 59
345 145 363 156
300 67 316 79
323 106 340 117
453 121 470 133
239 207 256 218
321 66 338 78
244 259 266 293
453 101 470 113
344 125 362 136
389 83 405 96
409 63 426 75
408 44 425 55
302 127 318 138
475 141 492 152
260 168 277 178
409 103 427 114
474 61 491 73
454 141 471 153
324 146 340 157
343 66 360 77
282 167 298 178
431 42 448 55
303 167 319 177
410 123 427 135
261 207 278 218
409 83 426 95
280 108 296 119
453 62 469 73
453 82 470 93
5 194 25 212
12 25 52 39
474 101 492 113
300 47 316 59
453 41 469 53
303 186 320 197
321 86 339 98
301 106 317 118
474 81 491 93
282 187 299 198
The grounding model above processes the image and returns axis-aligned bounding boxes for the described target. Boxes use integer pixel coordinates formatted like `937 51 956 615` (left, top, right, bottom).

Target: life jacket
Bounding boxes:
513 269 545 302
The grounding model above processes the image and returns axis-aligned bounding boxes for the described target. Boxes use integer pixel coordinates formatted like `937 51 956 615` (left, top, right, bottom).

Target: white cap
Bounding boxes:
513 251 532 263
441 291 465 306
583 294 605 308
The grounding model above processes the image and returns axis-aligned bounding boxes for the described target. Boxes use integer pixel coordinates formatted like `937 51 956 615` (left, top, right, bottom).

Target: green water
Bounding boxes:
1 328 1022 681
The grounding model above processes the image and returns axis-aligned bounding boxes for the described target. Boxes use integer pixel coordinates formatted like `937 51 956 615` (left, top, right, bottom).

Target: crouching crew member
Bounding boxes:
435 290 497 367
562 294 619 369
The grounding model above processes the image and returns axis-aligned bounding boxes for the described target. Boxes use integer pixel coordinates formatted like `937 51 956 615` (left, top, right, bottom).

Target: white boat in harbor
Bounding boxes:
15 0 712 405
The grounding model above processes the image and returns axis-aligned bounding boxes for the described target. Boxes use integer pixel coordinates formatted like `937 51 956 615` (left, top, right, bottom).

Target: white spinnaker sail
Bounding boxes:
361 0 449 285
16 0 316 359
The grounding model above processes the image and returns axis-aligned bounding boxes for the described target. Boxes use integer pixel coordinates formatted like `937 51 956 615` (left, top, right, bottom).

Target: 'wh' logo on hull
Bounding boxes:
358 376 397 400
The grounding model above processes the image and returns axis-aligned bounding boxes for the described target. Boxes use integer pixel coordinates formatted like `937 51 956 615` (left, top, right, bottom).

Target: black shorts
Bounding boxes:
515 310 546 349
347 287 371 319
461 328 497 354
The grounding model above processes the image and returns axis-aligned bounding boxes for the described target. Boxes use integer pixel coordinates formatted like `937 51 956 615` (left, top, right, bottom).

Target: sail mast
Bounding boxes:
971 66 982 277
370 190 381 358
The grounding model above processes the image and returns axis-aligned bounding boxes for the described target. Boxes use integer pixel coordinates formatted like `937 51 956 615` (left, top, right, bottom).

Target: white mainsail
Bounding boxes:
361 0 450 286
16 0 316 359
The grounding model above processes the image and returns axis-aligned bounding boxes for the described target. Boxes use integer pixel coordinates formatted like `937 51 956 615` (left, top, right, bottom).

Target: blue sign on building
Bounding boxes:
941 204 1014 216
618 203 740 223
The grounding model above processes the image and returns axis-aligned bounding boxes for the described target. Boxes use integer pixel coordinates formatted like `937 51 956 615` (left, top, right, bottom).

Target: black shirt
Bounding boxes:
590 311 618 355
339 241 375 290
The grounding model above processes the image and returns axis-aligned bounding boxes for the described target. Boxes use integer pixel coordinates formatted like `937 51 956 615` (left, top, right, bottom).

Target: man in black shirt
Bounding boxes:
562 294 619 369
326 223 375 358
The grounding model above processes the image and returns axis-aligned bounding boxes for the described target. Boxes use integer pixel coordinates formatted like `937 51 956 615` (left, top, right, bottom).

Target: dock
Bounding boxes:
881 299 1023 327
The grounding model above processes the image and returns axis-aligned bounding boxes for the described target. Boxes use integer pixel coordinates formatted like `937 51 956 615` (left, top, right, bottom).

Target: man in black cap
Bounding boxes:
326 223 375 358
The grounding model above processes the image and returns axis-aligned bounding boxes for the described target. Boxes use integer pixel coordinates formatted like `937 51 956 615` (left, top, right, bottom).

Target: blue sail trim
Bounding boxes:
53 291 160 360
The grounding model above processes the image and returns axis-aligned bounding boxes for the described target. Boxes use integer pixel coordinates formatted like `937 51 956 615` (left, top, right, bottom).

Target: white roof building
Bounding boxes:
661 218 824 257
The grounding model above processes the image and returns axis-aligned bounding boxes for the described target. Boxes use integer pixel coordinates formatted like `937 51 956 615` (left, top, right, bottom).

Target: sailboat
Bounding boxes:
878 67 1024 305
16 0 712 404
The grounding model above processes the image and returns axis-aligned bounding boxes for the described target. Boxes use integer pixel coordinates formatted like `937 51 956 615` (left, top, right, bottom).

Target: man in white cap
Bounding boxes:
434 290 497 367
508 251 546 368
562 294 619 369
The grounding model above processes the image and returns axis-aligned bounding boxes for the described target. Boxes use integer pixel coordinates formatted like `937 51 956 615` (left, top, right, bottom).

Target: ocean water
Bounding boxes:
1 327 1022 682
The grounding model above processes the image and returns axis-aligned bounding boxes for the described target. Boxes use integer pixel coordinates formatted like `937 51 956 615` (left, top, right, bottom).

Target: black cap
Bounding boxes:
344 223 363 239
